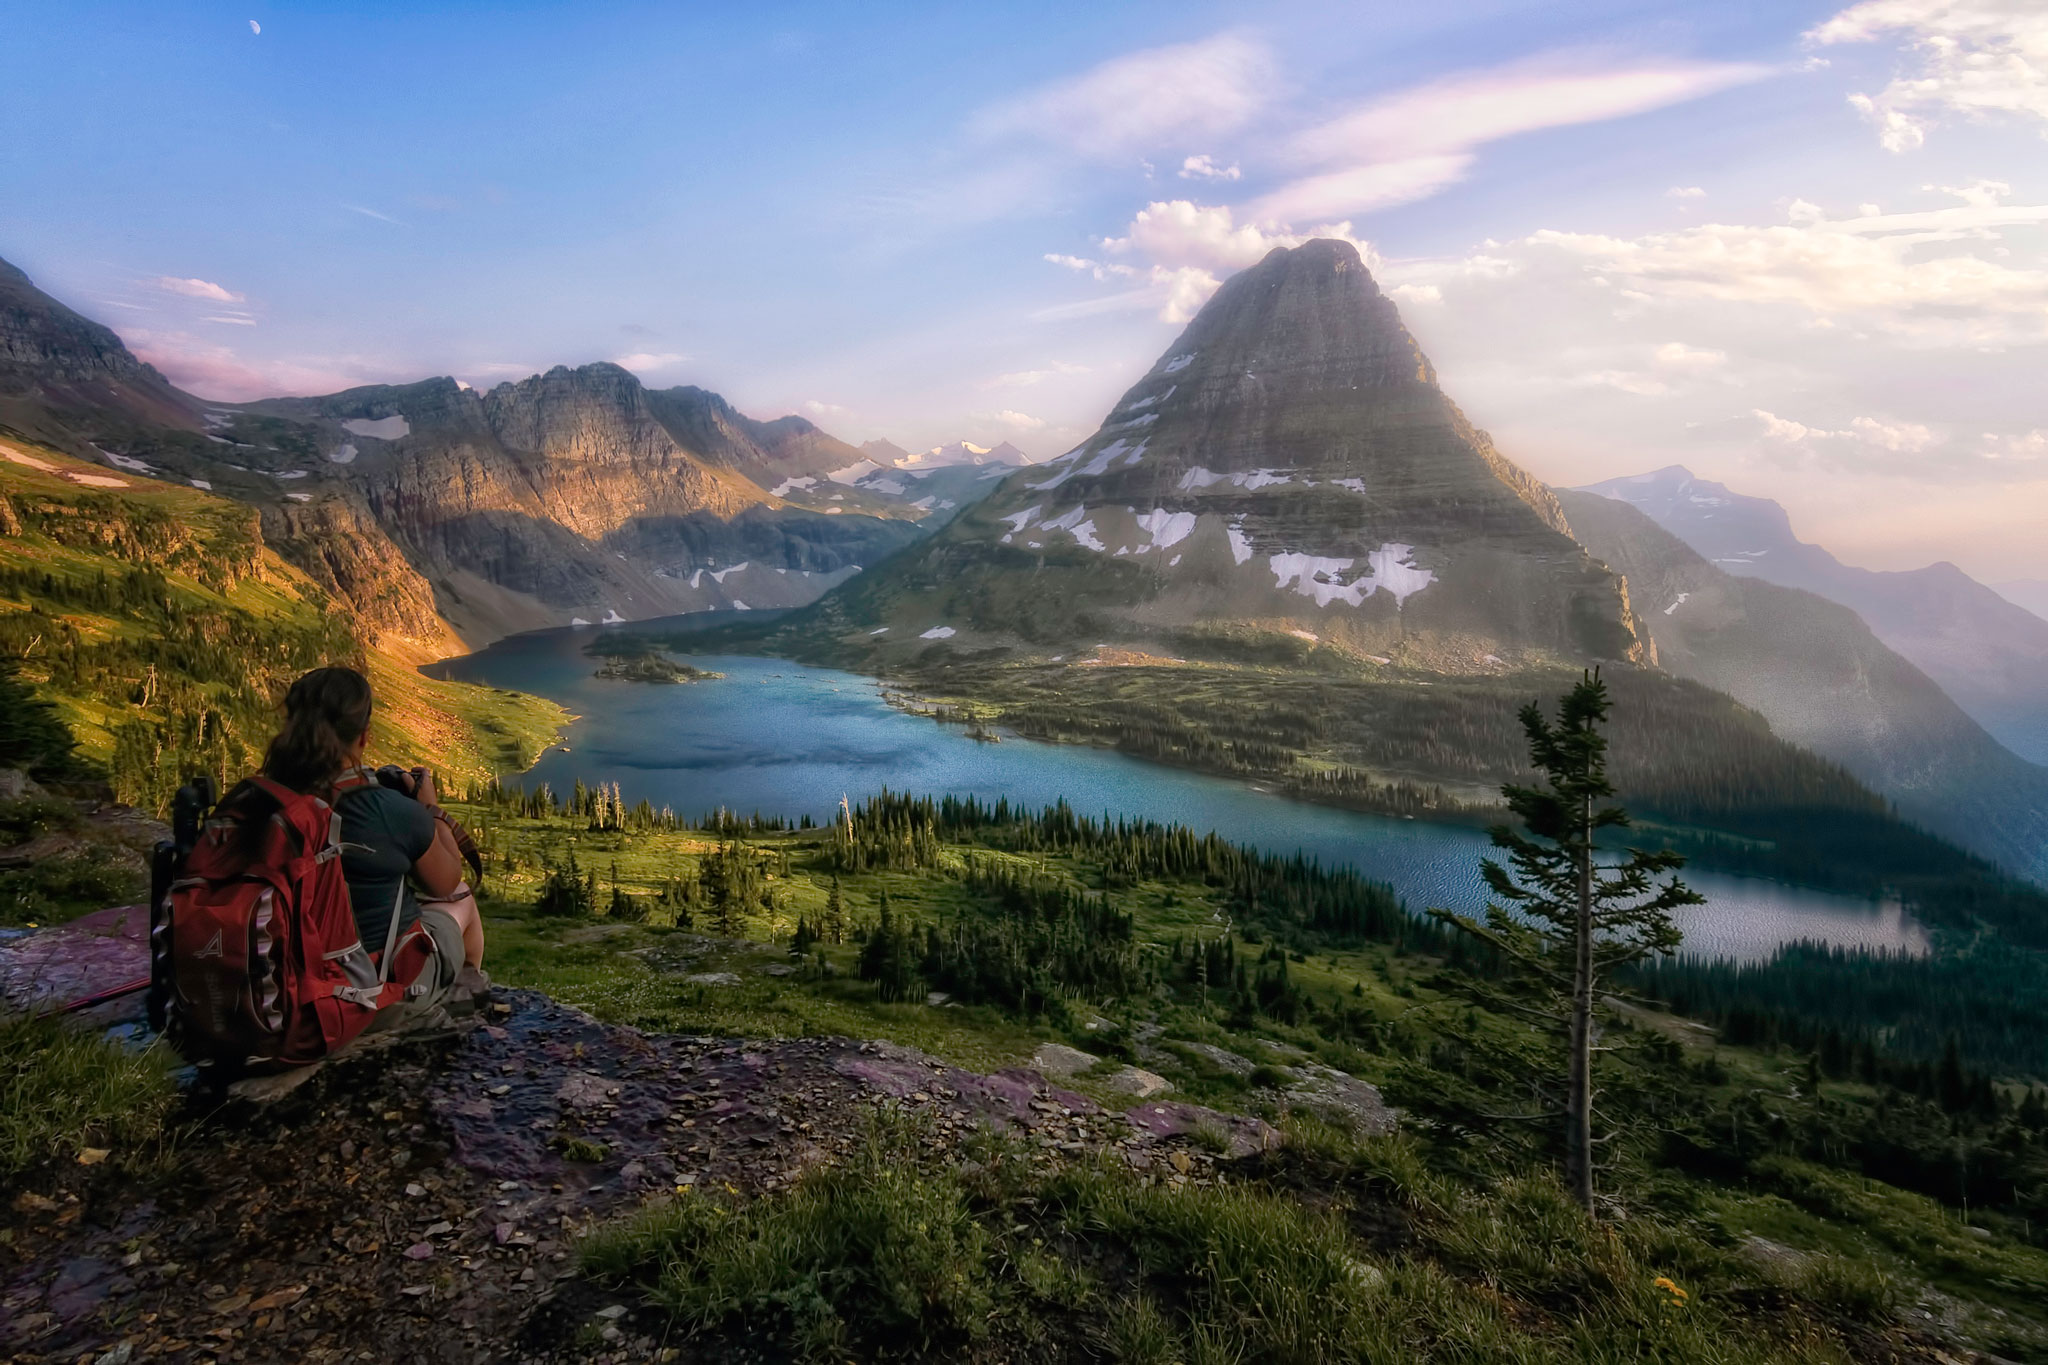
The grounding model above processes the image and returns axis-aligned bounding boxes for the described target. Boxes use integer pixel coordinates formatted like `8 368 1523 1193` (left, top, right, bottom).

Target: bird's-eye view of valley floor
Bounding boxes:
5 3 2048 1362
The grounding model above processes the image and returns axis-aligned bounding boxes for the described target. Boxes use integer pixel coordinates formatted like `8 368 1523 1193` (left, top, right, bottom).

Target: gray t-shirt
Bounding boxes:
337 784 438 952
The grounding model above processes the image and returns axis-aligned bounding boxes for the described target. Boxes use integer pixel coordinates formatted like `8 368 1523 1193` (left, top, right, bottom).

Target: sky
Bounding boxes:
4 0 2045 581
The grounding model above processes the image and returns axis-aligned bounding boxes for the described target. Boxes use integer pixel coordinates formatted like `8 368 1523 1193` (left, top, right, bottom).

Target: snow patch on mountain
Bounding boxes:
1134 508 1198 549
342 416 409 440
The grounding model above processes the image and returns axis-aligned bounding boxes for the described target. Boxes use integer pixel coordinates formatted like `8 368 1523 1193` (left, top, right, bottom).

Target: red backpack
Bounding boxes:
155 774 433 1069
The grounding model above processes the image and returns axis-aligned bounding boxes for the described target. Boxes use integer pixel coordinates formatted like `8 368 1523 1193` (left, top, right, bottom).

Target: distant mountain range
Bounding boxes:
0 254 986 646
1579 467 2048 766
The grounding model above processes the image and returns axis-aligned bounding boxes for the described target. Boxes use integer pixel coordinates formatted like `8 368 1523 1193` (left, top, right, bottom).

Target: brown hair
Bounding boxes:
263 666 374 791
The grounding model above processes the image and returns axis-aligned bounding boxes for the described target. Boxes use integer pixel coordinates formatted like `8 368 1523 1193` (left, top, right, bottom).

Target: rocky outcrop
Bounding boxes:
795 240 1645 670
0 912 1279 1364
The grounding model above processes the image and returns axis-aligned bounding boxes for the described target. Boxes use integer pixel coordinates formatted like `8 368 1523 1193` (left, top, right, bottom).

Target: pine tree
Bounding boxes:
825 874 846 943
1430 669 1702 1215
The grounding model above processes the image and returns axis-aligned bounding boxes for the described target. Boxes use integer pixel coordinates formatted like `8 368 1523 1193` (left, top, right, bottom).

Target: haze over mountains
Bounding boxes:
1580 467 2048 767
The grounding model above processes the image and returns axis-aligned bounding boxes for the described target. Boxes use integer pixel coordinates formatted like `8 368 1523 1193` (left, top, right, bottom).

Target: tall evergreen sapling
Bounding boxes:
1430 669 1702 1214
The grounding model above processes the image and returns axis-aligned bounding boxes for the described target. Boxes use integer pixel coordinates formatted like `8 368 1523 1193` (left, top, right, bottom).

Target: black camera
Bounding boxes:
374 765 426 799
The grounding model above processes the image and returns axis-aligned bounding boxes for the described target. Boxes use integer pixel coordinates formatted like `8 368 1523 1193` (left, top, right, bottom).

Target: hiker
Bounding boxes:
257 665 487 1032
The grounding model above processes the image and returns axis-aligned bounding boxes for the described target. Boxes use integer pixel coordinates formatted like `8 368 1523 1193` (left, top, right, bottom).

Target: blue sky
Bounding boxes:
6 0 2045 579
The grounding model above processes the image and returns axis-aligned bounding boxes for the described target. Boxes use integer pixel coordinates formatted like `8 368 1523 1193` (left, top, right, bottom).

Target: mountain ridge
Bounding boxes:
1579 465 2048 765
1556 487 2048 883
0 254 976 648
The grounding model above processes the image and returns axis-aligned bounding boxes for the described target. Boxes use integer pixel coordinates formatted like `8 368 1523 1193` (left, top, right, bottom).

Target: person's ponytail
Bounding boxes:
263 666 374 792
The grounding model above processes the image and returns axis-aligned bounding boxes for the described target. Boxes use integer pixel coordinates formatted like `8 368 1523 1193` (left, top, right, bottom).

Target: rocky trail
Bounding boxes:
0 911 1284 1365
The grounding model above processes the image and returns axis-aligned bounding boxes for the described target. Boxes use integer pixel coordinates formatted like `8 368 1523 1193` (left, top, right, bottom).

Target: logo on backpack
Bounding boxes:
194 929 224 960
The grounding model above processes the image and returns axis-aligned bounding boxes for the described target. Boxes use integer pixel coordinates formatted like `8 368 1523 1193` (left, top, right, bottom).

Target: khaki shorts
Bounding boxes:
361 889 471 1036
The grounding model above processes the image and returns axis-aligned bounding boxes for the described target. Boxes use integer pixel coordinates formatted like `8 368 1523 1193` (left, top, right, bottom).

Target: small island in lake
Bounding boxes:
592 649 724 684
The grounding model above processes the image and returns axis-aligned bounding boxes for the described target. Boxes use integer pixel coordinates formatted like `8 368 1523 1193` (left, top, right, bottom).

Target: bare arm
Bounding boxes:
409 769 466 897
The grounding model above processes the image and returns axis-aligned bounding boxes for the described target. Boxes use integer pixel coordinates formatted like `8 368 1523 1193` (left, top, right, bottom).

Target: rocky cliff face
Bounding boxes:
225 364 930 643
800 240 1645 668
1557 488 2048 885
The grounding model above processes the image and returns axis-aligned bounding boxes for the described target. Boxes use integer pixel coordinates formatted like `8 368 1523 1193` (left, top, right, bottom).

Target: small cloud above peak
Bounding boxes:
156 276 242 303
1667 185 1706 199
613 351 689 374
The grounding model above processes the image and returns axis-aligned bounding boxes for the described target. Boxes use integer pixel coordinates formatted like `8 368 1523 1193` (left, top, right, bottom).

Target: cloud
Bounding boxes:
1247 155 1476 223
1754 409 1938 453
1516 199 2048 345
1251 56 1766 222
124 330 395 401
613 351 689 372
1981 429 2048 462
1809 0 2048 151
1153 265 1223 323
344 204 401 224
1290 57 1770 165
1044 253 1139 281
1387 283 1442 305
983 362 1088 389
202 314 258 326
1101 200 1372 272
156 276 242 302
972 33 1274 159
1179 154 1241 182
1654 341 1726 370
803 399 847 416
980 410 1047 430
1667 185 1707 199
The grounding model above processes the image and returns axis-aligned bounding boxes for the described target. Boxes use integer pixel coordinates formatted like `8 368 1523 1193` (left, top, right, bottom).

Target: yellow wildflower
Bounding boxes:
1654 1276 1689 1304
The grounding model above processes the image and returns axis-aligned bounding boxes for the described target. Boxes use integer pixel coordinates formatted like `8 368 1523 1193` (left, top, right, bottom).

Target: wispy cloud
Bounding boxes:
1256 56 1768 222
982 361 1089 389
155 276 242 302
202 314 258 325
972 33 1274 160
977 409 1047 430
344 203 402 225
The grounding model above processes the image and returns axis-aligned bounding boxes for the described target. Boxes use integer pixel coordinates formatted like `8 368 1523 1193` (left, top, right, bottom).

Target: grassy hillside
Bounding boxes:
432 790 2048 1361
0 434 566 809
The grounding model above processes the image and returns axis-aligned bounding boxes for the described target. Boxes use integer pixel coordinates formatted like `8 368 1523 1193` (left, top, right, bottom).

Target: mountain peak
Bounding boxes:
808 238 1645 667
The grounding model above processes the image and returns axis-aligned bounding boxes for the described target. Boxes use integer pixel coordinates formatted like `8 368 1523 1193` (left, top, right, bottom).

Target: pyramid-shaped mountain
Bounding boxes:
806 239 1643 666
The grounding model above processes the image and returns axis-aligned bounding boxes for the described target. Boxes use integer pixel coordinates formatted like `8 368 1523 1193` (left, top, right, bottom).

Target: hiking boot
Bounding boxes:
443 963 494 1019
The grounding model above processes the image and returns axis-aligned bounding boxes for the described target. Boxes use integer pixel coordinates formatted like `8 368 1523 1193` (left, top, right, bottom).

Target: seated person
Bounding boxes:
261 666 486 1025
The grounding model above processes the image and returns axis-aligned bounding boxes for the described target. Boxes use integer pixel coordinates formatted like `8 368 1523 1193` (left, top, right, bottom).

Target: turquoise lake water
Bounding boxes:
432 617 1927 964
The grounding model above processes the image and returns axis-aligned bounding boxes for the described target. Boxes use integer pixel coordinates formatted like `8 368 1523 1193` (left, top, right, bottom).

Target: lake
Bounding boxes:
432 616 1927 964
